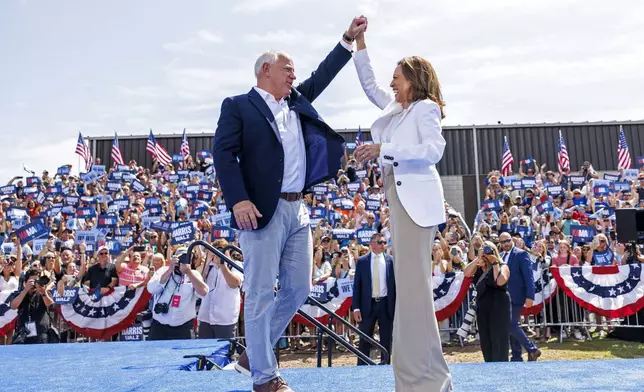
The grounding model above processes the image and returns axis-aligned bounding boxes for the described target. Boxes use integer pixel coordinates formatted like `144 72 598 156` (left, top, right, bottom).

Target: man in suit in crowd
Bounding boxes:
498 232 541 362
213 16 367 392
352 232 395 365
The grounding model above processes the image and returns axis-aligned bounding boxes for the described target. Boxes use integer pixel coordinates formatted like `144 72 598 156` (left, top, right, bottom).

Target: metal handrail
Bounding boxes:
219 244 389 356
186 240 387 365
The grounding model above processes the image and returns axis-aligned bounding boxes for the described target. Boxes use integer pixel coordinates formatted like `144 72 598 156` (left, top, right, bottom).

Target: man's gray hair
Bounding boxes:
254 50 290 77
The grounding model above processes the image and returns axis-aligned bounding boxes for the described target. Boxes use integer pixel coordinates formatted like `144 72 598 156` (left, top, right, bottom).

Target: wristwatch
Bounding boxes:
342 32 355 42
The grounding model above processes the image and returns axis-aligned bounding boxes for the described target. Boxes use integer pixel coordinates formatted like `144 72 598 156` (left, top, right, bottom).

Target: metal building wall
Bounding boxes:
88 120 644 175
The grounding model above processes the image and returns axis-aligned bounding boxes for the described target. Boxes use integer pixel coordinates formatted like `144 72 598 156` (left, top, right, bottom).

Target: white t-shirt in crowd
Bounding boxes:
198 261 243 326
147 266 205 327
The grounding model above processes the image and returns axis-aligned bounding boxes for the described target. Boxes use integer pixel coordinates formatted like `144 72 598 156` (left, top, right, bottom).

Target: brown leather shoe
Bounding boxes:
528 348 542 362
234 351 250 377
253 376 293 392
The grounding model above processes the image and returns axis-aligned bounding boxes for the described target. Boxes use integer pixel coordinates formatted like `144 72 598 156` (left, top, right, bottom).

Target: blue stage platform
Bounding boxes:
2 339 643 391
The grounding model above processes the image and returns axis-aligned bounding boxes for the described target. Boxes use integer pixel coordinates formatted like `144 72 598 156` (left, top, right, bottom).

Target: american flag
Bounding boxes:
617 125 632 170
355 126 363 146
180 128 190 156
147 130 172 166
557 130 570 173
501 136 514 176
111 133 125 166
75 132 93 171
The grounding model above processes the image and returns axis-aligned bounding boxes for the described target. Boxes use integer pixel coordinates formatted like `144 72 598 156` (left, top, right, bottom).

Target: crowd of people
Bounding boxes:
1 149 643 363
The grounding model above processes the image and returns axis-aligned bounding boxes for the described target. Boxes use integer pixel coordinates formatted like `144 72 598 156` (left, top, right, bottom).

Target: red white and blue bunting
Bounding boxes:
293 277 352 328
522 265 558 316
551 265 644 318
59 286 151 340
0 290 18 336
433 271 472 321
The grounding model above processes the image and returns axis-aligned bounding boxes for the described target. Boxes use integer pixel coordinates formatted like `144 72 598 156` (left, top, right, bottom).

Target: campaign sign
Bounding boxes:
310 207 327 220
624 168 639 179
313 185 327 195
536 202 553 214
106 181 122 193
481 199 501 211
64 196 80 207
569 175 585 186
11 217 28 230
150 221 172 233
26 176 40 186
636 156 644 168
51 287 79 305
332 229 355 241
110 171 124 181
15 220 49 245
91 165 106 176
111 198 130 210
116 164 131 172
6 206 28 220
516 226 531 240
57 165 71 176
46 185 62 195
356 228 376 245
80 171 101 185
521 177 537 189
32 239 48 254
546 185 563 196
167 174 179 183
105 240 121 256
184 191 198 200
121 173 137 183
119 323 144 341
198 150 211 159
347 182 361 193
198 191 213 202
212 225 235 241
186 184 200 193
191 207 207 219
355 169 367 179
75 230 98 245
171 222 196 245
603 173 620 182
144 206 163 216
210 212 232 227
216 203 227 214
141 216 161 229
97 215 118 228
172 154 183 164
2 243 14 256
0 185 16 196
177 170 189 179
340 199 354 211
571 225 596 244
365 198 380 211
189 171 204 179
345 142 357 150
593 185 610 197
35 191 46 204
145 197 161 207
158 185 171 196
613 181 631 192
76 207 96 219
131 180 146 193
511 180 523 190
336 278 354 298
309 283 329 302
22 186 38 196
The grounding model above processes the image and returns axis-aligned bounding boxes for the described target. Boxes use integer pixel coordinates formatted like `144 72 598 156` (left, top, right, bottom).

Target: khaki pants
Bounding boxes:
384 166 453 392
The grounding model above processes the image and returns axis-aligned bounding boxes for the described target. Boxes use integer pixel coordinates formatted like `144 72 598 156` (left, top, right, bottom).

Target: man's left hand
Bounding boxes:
355 143 381 164
347 16 368 39
180 263 192 275
525 298 534 308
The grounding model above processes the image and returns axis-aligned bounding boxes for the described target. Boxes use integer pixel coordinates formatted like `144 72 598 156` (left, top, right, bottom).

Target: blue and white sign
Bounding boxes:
571 225 596 244
365 198 380 211
106 181 122 193
15 220 49 245
211 225 235 241
569 176 585 186
309 283 329 302
613 181 631 192
313 185 327 195
51 287 79 305
356 228 376 245
111 198 130 210
347 182 361 193
521 177 537 189
76 207 96 219
536 201 553 214
75 230 99 245
210 212 231 227
332 228 355 241
593 185 610 196
170 222 196 245
80 171 101 185
172 154 183 164
481 199 501 211
145 197 161 207
97 215 118 227
57 165 71 176
546 185 563 196
131 180 146 193
0 185 16 196
604 173 620 182
119 323 144 341
355 169 367 179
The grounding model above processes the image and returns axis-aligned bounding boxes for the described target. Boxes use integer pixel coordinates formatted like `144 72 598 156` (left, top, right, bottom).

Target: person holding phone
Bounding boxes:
463 242 511 362
116 246 153 291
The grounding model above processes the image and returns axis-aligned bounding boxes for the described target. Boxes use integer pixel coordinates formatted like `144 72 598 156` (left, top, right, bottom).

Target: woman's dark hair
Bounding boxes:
397 56 446 119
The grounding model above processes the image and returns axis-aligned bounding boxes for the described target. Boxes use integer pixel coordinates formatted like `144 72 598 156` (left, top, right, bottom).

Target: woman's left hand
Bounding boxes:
355 144 381 164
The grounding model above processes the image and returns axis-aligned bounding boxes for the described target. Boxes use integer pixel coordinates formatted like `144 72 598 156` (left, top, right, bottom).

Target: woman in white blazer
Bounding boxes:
352 27 453 392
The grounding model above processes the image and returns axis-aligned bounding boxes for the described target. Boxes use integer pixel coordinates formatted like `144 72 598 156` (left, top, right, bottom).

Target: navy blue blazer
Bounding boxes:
213 43 352 230
352 253 396 318
505 247 536 306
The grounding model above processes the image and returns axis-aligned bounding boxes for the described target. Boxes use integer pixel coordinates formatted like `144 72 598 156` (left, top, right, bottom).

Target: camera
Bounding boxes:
154 303 169 314
456 293 478 339
451 247 458 256
37 275 50 287
54 240 62 252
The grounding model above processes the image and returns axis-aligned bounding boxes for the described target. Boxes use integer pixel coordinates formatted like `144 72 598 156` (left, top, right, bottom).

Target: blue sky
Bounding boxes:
1 0 643 182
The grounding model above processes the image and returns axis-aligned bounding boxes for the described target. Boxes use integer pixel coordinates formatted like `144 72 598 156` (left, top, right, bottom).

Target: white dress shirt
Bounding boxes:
252 40 353 193
198 261 243 326
371 251 388 298
147 266 205 327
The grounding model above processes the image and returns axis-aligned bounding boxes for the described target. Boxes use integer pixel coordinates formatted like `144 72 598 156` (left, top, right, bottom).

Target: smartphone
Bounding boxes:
55 240 62 252
133 245 146 252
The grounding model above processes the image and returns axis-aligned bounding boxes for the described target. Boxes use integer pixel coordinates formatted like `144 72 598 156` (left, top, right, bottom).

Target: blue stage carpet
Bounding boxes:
2 339 643 391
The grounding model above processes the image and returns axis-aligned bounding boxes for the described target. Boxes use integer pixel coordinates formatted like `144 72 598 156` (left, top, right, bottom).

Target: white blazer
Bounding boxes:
354 49 446 228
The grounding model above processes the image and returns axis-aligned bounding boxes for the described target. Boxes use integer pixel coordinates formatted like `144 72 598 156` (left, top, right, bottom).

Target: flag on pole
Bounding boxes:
111 133 125 166
180 128 190 156
355 126 363 146
501 136 514 176
617 125 632 170
75 132 93 171
557 130 570 173
146 130 172 166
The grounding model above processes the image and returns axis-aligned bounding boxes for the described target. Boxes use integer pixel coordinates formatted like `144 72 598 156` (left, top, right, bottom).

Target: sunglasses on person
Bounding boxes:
98 251 109 256
499 239 512 244
376 240 387 245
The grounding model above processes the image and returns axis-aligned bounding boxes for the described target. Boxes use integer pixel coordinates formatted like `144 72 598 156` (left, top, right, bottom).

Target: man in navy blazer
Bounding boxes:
352 232 395 365
498 232 541 362
213 16 367 392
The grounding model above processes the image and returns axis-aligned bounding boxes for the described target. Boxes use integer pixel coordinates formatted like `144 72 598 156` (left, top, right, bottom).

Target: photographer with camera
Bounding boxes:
147 247 208 340
9 269 57 344
463 241 511 362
